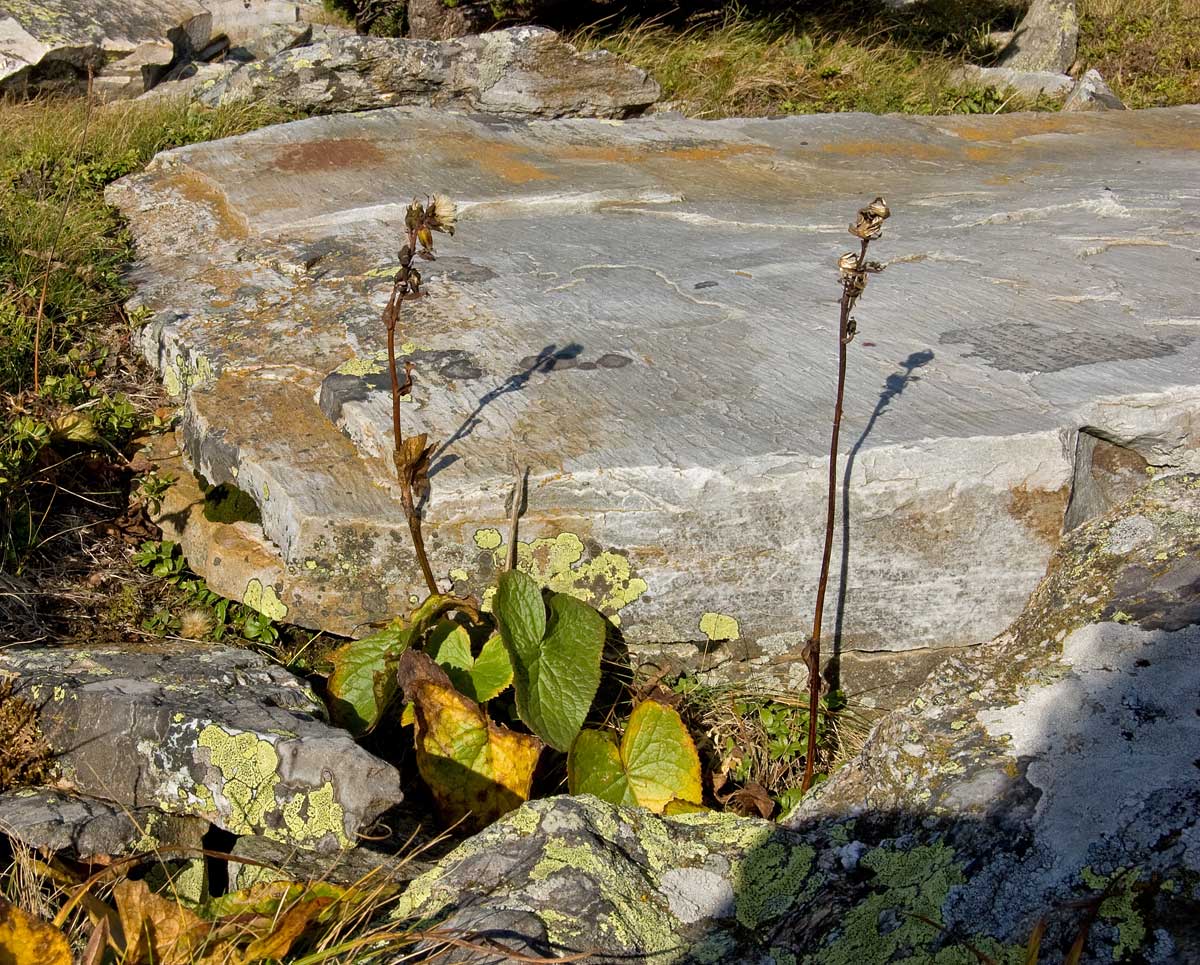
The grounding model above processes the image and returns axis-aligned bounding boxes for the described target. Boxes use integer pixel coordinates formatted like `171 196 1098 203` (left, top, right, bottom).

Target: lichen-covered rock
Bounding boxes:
0 642 402 852
786 471 1200 959
394 795 820 964
999 0 1079 74
197 27 660 117
396 476 1200 962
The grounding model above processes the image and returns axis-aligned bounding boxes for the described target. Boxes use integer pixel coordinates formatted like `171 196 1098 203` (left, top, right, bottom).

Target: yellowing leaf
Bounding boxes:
240 896 335 961
398 650 541 831
0 898 71 965
567 729 636 806
114 880 208 965
568 700 702 813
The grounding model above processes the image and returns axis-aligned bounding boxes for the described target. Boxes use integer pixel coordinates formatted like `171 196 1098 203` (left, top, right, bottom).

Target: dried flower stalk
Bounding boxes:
384 194 457 596
801 196 890 794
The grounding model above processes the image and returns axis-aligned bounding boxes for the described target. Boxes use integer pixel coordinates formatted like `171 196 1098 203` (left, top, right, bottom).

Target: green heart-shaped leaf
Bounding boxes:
495 570 604 751
567 700 703 813
429 622 513 704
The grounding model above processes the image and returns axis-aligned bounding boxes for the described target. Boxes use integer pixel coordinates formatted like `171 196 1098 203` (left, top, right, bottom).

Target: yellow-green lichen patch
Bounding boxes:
814 843 964 965
163 353 215 398
282 783 349 847
484 532 649 619
1081 867 1146 960
195 725 348 847
527 838 677 954
699 612 740 642
243 578 288 621
335 352 387 377
474 527 503 551
448 568 469 583
731 840 815 929
197 725 280 832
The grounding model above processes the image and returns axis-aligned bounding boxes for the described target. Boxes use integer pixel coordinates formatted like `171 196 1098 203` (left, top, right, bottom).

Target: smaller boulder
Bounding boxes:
229 21 313 62
953 64 1074 100
0 641 403 853
999 0 1079 74
94 40 177 100
199 27 659 119
206 0 302 46
1063 68 1126 112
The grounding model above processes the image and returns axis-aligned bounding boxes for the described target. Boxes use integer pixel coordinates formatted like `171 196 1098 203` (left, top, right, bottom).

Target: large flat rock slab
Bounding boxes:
108 106 1200 696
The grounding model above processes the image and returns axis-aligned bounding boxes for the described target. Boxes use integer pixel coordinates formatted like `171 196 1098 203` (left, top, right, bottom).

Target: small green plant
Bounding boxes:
133 540 282 648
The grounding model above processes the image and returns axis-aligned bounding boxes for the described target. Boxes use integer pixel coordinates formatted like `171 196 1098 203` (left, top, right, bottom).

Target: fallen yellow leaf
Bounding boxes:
0 898 71 965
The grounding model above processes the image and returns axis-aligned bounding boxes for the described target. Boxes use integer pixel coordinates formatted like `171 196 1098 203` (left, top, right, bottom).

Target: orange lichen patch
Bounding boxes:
938 113 1090 143
273 138 388 173
1008 483 1069 547
1130 125 1200 151
557 141 767 165
816 138 960 162
423 132 557 184
665 143 769 163
167 169 250 239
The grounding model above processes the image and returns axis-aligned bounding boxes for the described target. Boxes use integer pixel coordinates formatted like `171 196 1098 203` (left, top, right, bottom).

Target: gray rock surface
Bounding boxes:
198 27 661 117
107 105 1200 701
1064 68 1127 112
0 641 402 852
952 64 1073 99
0 0 211 95
395 475 1200 963
93 40 177 100
229 20 312 62
0 788 207 860
227 830 441 890
206 0 301 45
999 0 1079 73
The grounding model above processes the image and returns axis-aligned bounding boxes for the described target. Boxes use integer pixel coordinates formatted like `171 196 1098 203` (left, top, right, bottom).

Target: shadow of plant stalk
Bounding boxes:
801 196 890 793
383 194 457 595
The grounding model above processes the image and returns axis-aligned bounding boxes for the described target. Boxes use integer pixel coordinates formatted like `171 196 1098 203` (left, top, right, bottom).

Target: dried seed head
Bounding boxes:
405 199 424 232
179 608 215 640
838 252 860 276
427 193 457 236
866 197 890 220
850 196 890 241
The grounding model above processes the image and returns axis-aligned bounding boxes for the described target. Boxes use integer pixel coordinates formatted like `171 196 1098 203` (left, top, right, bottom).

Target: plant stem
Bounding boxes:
802 237 868 794
385 278 438 597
